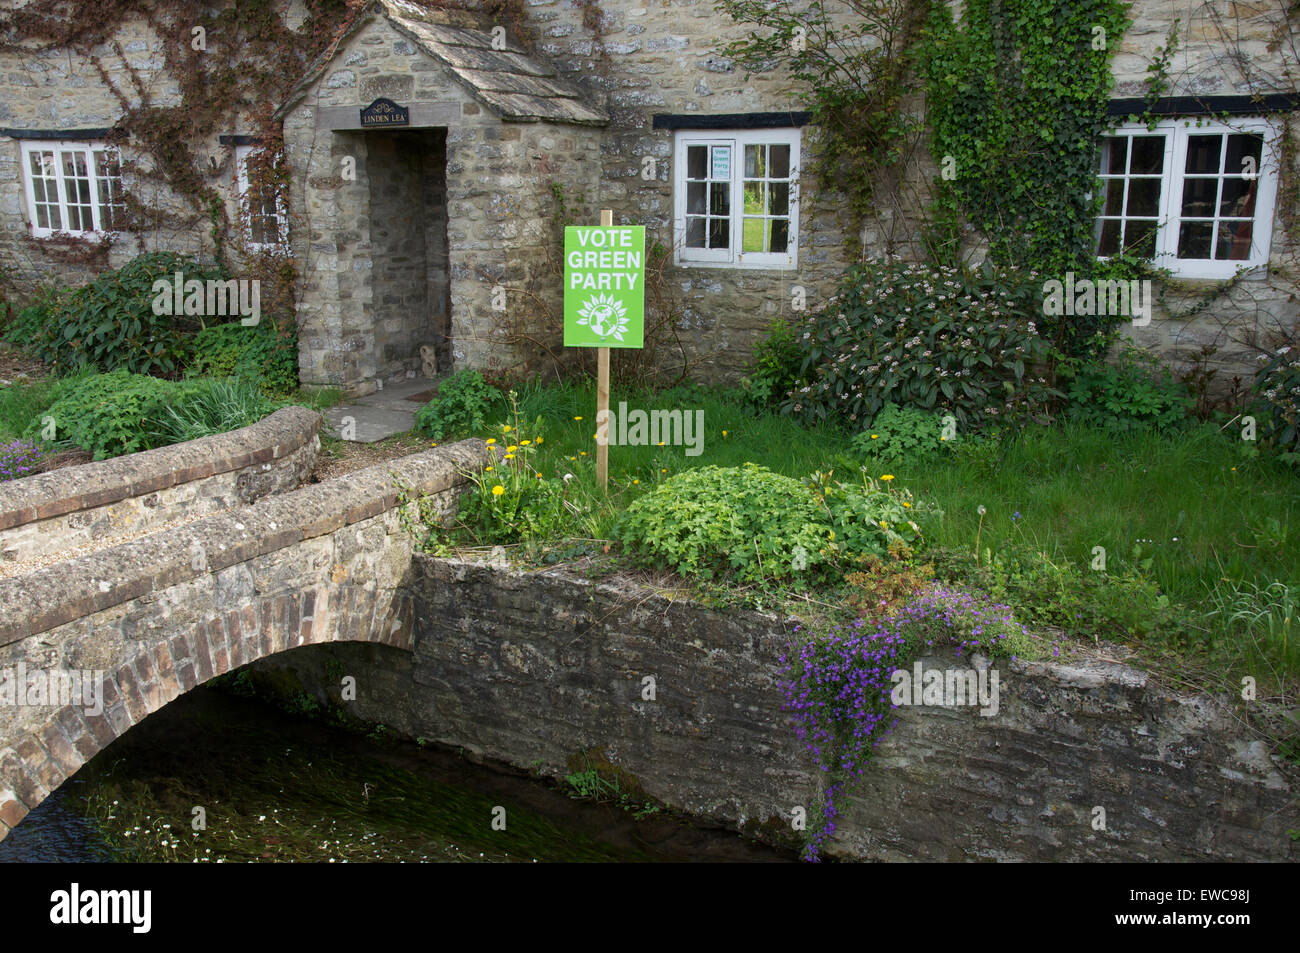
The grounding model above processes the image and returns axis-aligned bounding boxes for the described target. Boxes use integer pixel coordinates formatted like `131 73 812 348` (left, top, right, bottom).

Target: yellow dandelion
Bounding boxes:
580 451 587 456
535 474 542 479
485 438 496 445
535 437 543 444
503 454 515 461
902 501 912 508
633 479 640 485
503 425 512 432
484 466 493 472
520 440 531 446
569 456 577 461
661 468 667 473
880 474 895 481
574 416 583 421
430 442 438 447
879 520 889 529
657 441 665 446
507 445 518 453
492 485 504 497
871 434 878 439
722 430 728 437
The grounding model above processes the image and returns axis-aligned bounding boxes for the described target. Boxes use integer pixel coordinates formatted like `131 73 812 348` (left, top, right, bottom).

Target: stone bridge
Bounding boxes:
0 408 486 839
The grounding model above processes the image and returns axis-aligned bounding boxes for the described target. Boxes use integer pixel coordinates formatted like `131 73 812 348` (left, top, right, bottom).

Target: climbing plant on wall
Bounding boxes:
920 0 1132 355
715 0 931 255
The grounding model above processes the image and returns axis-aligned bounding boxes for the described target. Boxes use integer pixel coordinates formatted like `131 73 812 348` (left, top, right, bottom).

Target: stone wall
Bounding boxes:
255 555 1297 862
0 438 487 839
0 406 320 568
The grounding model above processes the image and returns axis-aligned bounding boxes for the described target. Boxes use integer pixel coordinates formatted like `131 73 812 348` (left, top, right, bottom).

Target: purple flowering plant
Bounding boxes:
778 582 1030 861
0 439 41 482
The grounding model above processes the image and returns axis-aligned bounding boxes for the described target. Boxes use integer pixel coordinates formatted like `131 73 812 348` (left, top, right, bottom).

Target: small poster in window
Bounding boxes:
711 147 730 181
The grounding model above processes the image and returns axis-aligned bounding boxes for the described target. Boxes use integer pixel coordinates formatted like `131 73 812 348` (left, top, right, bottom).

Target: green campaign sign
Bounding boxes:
564 225 645 348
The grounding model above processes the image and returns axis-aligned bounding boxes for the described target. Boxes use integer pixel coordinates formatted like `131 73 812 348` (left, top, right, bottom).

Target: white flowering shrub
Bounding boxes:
780 259 1060 431
1254 342 1300 465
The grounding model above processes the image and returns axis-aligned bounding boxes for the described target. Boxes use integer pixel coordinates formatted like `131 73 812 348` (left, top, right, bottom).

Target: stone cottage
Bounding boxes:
0 0 1297 396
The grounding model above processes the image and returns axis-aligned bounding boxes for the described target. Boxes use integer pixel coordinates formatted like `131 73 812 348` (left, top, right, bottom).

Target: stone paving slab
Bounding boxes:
324 405 418 443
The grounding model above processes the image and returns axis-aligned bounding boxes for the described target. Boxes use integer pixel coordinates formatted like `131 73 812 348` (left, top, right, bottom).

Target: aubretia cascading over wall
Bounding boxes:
0 440 41 482
779 583 1026 862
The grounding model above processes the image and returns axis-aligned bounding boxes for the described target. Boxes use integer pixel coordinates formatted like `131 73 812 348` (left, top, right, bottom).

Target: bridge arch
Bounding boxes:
0 438 486 839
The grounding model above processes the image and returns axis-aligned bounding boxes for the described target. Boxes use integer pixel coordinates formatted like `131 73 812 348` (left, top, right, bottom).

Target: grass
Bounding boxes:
427 380 1300 695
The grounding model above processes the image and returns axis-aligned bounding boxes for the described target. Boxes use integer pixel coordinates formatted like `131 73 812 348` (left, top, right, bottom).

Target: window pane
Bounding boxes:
1178 221 1213 258
1224 134 1263 178
745 144 765 178
27 149 63 231
1130 136 1165 174
1219 221 1253 260
742 216 764 252
1101 137 1127 174
709 182 729 215
1096 219 1121 256
769 218 789 253
710 145 731 180
1125 219 1158 258
770 144 790 178
687 181 706 214
687 145 707 180
1219 177 1257 217
1185 135 1222 174
769 182 789 216
707 217 729 249
1180 177 1219 218
1127 178 1161 217
685 217 705 248
743 181 764 214
1101 179 1125 216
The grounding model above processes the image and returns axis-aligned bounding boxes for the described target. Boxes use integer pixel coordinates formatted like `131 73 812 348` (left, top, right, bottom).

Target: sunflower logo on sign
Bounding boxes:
576 293 630 342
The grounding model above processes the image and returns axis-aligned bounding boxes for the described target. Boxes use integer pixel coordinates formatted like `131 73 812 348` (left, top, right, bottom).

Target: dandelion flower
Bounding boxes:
430 442 438 448
871 434 879 439
521 439 531 446
880 474 894 481
507 445 518 453
902 501 912 508
484 466 493 472
569 456 576 461
661 468 667 473
633 479 640 485
722 430 728 437
536 437 543 444
492 485 505 497
657 441 665 446
574 416 583 421
580 451 587 456
503 454 515 461
503 425 512 432
977 504 987 516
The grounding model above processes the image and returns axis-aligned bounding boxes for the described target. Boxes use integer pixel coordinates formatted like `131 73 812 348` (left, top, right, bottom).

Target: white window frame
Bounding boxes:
1096 117 1281 279
234 144 289 251
673 128 800 269
19 140 124 238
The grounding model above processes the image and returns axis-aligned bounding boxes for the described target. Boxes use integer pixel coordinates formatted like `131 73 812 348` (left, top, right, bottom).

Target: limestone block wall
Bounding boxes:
0 406 321 568
0 438 487 840
521 0 858 382
263 555 1297 862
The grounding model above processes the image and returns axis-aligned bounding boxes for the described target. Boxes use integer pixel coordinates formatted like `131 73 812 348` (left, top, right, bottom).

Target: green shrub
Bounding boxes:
742 316 803 408
24 252 226 377
416 369 502 441
615 464 924 585
1252 341 1300 465
150 377 277 446
850 402 947 462
27 369 201 460
0 285 63 347
781 259 1059 431
188 320 298 396
1060 343 1192 434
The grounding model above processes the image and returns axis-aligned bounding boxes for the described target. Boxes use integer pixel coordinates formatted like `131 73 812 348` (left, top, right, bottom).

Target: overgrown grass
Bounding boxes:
435 381 1300 693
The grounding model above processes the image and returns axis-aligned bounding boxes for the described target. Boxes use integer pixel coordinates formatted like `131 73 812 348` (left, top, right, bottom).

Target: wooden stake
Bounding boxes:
596 208 613 492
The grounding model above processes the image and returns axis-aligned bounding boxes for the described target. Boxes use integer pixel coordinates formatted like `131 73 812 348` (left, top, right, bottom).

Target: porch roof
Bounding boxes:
280 0 608 126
